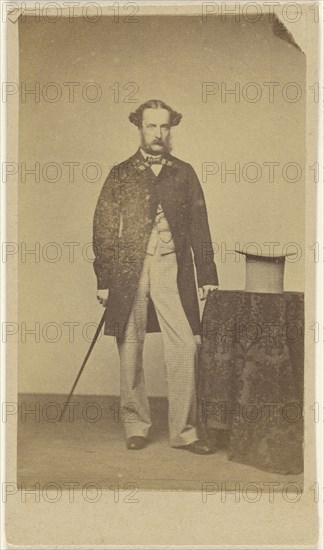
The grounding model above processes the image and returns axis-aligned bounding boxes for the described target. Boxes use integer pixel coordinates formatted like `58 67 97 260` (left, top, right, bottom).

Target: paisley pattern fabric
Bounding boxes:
198 290 304 474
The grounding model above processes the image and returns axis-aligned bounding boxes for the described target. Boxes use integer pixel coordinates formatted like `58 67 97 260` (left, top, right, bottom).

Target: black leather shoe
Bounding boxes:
126 436 147 450
177 440 216 455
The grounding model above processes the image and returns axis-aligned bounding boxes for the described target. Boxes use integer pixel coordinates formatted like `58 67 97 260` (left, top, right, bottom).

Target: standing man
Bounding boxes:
93 99 219 453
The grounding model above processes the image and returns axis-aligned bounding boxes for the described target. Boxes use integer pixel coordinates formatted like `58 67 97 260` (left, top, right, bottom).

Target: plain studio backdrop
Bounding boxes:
18 15 305 396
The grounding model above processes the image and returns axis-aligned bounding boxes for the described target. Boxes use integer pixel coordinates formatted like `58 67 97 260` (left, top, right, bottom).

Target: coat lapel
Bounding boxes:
130 148 178 181
126 148 179 224
157 161 178 181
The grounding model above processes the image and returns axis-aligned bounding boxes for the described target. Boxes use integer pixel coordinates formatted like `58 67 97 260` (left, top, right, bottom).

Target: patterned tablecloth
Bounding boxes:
197 290 304 474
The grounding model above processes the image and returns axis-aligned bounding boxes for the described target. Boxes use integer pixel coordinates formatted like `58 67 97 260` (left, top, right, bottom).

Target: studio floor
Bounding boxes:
17 394 304 492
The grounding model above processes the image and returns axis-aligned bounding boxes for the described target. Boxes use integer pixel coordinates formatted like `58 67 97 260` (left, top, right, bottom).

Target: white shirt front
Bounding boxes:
140 148 163 176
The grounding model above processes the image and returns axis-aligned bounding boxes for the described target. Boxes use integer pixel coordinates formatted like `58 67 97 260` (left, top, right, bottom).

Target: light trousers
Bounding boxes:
117 248 199 446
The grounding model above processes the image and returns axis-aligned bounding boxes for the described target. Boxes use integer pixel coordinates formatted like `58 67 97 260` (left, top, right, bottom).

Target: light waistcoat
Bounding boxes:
140 149 176 256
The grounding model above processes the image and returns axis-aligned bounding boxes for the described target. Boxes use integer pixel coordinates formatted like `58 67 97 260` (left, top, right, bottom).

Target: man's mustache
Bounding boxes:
140 134 172 153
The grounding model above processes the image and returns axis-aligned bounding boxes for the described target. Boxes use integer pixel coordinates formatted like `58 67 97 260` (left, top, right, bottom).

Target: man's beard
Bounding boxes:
140 134 172 155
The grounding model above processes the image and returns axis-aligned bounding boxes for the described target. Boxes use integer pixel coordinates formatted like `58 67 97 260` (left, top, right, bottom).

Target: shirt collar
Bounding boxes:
134 147 175 174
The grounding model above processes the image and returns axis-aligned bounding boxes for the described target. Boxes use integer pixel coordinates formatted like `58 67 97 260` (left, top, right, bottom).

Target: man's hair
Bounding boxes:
129 99 182 128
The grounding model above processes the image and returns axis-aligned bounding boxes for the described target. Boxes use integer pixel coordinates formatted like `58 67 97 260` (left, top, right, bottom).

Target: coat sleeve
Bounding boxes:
93 167 121 290
187 163 219 288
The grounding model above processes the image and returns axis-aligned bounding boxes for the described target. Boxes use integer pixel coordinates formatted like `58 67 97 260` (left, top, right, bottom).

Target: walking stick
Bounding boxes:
59 308 106 422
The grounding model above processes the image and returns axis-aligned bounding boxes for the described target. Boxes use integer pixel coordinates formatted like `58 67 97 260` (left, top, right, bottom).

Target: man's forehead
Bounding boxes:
142 108 170 123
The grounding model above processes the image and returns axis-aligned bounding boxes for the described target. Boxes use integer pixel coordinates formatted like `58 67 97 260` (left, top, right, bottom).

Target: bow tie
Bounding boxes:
147 155 163 165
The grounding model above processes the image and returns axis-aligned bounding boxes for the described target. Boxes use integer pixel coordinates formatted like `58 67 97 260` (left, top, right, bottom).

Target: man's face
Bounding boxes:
140 108 171 155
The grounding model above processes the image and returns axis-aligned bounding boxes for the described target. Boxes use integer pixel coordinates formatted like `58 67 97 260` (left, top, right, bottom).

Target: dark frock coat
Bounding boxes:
93 148 218 341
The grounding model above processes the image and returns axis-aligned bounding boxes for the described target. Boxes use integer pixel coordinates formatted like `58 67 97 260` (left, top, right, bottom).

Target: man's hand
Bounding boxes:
97 289 109 307
198 285 218 300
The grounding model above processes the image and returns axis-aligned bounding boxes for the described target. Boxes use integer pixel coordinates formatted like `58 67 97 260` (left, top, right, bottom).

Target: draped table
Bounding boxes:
197 290 304 474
